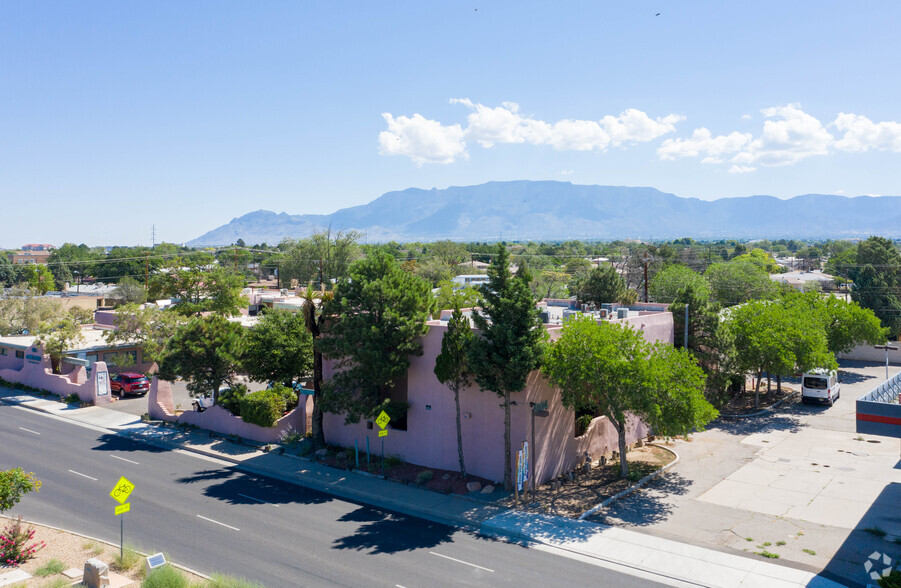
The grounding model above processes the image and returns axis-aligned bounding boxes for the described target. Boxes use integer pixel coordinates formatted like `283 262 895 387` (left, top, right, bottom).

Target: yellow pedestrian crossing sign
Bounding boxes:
375 410 391 430
110 476 135 504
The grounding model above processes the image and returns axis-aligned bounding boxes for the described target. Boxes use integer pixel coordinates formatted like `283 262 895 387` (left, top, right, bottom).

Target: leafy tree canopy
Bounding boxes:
649 264 709 303
705 259 778 306
242 309 313 387
569 264 628 306
0 468 41 514
157 315 245 397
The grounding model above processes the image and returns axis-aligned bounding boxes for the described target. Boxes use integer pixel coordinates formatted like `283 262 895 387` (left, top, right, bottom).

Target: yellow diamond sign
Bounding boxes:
375 410 390 430
110 476 135 505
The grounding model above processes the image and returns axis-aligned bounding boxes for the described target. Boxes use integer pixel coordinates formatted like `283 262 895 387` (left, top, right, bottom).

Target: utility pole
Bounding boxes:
684 304 689 349
643 254 649 303
234 248 238 272
144 252 149 290
151 225 156 248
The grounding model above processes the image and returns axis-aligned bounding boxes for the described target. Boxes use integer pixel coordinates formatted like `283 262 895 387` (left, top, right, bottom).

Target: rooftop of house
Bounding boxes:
0 324 136 353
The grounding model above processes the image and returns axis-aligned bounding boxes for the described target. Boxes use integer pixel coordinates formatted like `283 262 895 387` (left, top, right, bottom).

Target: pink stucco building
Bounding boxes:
324 310 673 485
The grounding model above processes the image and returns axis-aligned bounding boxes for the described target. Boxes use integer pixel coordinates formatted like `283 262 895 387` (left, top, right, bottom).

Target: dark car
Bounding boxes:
110 372 150 397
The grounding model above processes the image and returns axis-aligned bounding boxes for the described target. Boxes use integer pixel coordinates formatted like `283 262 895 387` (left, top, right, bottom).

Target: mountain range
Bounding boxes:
187 181 901 246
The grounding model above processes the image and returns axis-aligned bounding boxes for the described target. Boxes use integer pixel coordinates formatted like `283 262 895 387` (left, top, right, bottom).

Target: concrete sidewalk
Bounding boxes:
3 389 845 588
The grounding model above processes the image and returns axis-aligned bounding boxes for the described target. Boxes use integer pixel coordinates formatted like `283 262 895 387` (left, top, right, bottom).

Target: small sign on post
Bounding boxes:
144 553 167 577
375 410 391 430
109 476 136 561
115 503 130 515
378 429 387 437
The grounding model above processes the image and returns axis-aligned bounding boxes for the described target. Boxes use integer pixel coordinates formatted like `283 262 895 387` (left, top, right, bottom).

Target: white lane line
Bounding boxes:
110 455 140 465
237 493 279 507
196 515 240 531
68 470 98 481
429 551 494 572
18 427 40 435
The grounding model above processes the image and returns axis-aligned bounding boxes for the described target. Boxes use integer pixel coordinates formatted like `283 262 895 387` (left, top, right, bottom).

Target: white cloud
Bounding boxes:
559 169 574 176
741 114 752 120
379 100 684 164
659 104 839 171
833 113 901 152
378 113 466 165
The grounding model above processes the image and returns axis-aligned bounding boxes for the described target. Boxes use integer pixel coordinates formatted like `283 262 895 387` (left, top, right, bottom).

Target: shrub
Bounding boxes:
0 516 45 566
415 470 434 485
239 390 285 428
278 426 302 447
0 468 42 514
110 545 142 573
878 568 901 588
268 383 298 411
217 384 248 416
385 454 403 468
34 558 66 577
141 565 188 588
63 393 80 404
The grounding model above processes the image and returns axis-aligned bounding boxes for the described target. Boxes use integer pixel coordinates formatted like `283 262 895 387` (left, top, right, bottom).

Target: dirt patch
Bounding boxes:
0 516 208 587
720 385 796 415
317 449 497 496
504 444 676 519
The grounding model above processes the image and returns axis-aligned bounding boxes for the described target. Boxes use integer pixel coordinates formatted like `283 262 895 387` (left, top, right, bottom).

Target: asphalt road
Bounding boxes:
1 405 667 587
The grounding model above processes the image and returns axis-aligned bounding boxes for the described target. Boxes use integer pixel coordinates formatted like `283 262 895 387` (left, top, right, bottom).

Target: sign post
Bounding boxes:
110 476 135 561
375 410 391 477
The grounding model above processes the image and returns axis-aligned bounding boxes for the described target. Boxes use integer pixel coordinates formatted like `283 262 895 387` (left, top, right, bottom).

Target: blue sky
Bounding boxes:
3 1 901 247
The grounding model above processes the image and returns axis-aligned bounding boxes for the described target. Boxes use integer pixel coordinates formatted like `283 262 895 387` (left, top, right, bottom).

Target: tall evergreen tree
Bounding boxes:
434 301 474 477
319 251 434 423
468 244 546 491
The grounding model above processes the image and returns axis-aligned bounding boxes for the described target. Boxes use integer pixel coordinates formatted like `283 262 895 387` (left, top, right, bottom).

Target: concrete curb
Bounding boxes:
0 515 212 582
577 443 680 521
718 391 799 419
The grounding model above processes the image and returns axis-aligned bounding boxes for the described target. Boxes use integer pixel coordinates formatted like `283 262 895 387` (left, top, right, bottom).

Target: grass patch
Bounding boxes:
33 559 66 578
81 540 105 556
803 548 816 555
141 566 188 588
797 531 804 536
745 537 753 542
110 544 143 573
415 470 434 485
776 540 786 546
759 541 772 547
205 574 266 588
38 579 71 588
755 550 780 559
864 526 887 538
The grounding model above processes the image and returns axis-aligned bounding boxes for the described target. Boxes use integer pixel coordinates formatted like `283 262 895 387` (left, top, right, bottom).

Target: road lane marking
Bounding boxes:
429 552 494 572
111 455 140 465
237 493 279 506
68 470 98 481
196 515 240 531
18 427 40 435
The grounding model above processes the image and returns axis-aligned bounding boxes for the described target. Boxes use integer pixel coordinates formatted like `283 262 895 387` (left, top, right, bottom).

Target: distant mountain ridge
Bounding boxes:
187 181 901 246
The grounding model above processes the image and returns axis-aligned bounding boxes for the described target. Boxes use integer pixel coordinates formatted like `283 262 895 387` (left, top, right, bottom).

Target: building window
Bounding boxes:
0 347 6 356
15 350 24 359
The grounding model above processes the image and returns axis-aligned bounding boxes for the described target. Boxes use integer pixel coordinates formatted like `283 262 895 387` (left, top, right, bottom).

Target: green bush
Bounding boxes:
141 565 188 588
575 414 594 437
415 470 434 485
218 384 248 416
63 393 80 404
268 383 298 411
239 390 285 428
110 545 142 573
879 568 901 588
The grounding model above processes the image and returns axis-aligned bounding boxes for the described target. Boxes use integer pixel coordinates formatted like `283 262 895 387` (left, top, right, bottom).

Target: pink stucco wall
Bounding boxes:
148 376 312 444
0 349 111 405
323 313 673 484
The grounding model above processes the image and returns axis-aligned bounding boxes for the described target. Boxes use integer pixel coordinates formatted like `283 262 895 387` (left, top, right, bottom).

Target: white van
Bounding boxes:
801 369 841 405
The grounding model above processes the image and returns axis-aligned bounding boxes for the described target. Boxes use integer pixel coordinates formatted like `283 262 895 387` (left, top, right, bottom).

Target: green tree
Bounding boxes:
733 248 781 274
434 302 474 477
468 245 546 490
434 282 482 313
824 244 857 280
851 236 901 337
544 316 715 478
0 256 16 287
319 252 434 423
158 315 245 398
22 264 54 295
281 229 360 290
570 264 627 307
705 259 778 306
104 304 187 365
530 269 570 300
150 266 246 317
36 315 85 373
242 309 313 389
110 276 148 305
0 286 67 336
0 468 41 514
649 264 710 303
728 300 835 405
781 291 887 354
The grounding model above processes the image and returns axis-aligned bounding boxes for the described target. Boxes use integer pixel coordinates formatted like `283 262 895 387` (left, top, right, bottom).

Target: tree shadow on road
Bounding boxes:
586 471 692 527
92 433 168 453
332 505 455 554
175 468 334 507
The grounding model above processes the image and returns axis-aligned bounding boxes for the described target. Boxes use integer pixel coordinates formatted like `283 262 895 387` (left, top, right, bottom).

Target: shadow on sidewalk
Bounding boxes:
586 472 692 527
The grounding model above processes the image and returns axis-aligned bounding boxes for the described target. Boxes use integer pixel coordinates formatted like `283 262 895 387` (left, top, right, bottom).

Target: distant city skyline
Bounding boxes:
3 2 901 247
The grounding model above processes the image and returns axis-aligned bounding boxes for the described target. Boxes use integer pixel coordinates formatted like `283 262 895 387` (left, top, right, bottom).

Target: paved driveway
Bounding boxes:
104 376 268 417
591 360 901 587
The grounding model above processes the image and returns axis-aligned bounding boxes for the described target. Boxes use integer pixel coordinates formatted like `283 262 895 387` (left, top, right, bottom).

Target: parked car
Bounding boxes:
801 369 841 405
110 372 151 397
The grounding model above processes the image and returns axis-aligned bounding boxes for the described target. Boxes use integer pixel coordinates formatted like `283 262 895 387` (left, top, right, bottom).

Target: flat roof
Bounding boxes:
0 325 138 353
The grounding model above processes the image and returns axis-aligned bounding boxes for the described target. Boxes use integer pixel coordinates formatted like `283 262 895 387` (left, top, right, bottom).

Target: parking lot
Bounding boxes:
104 376 267 417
